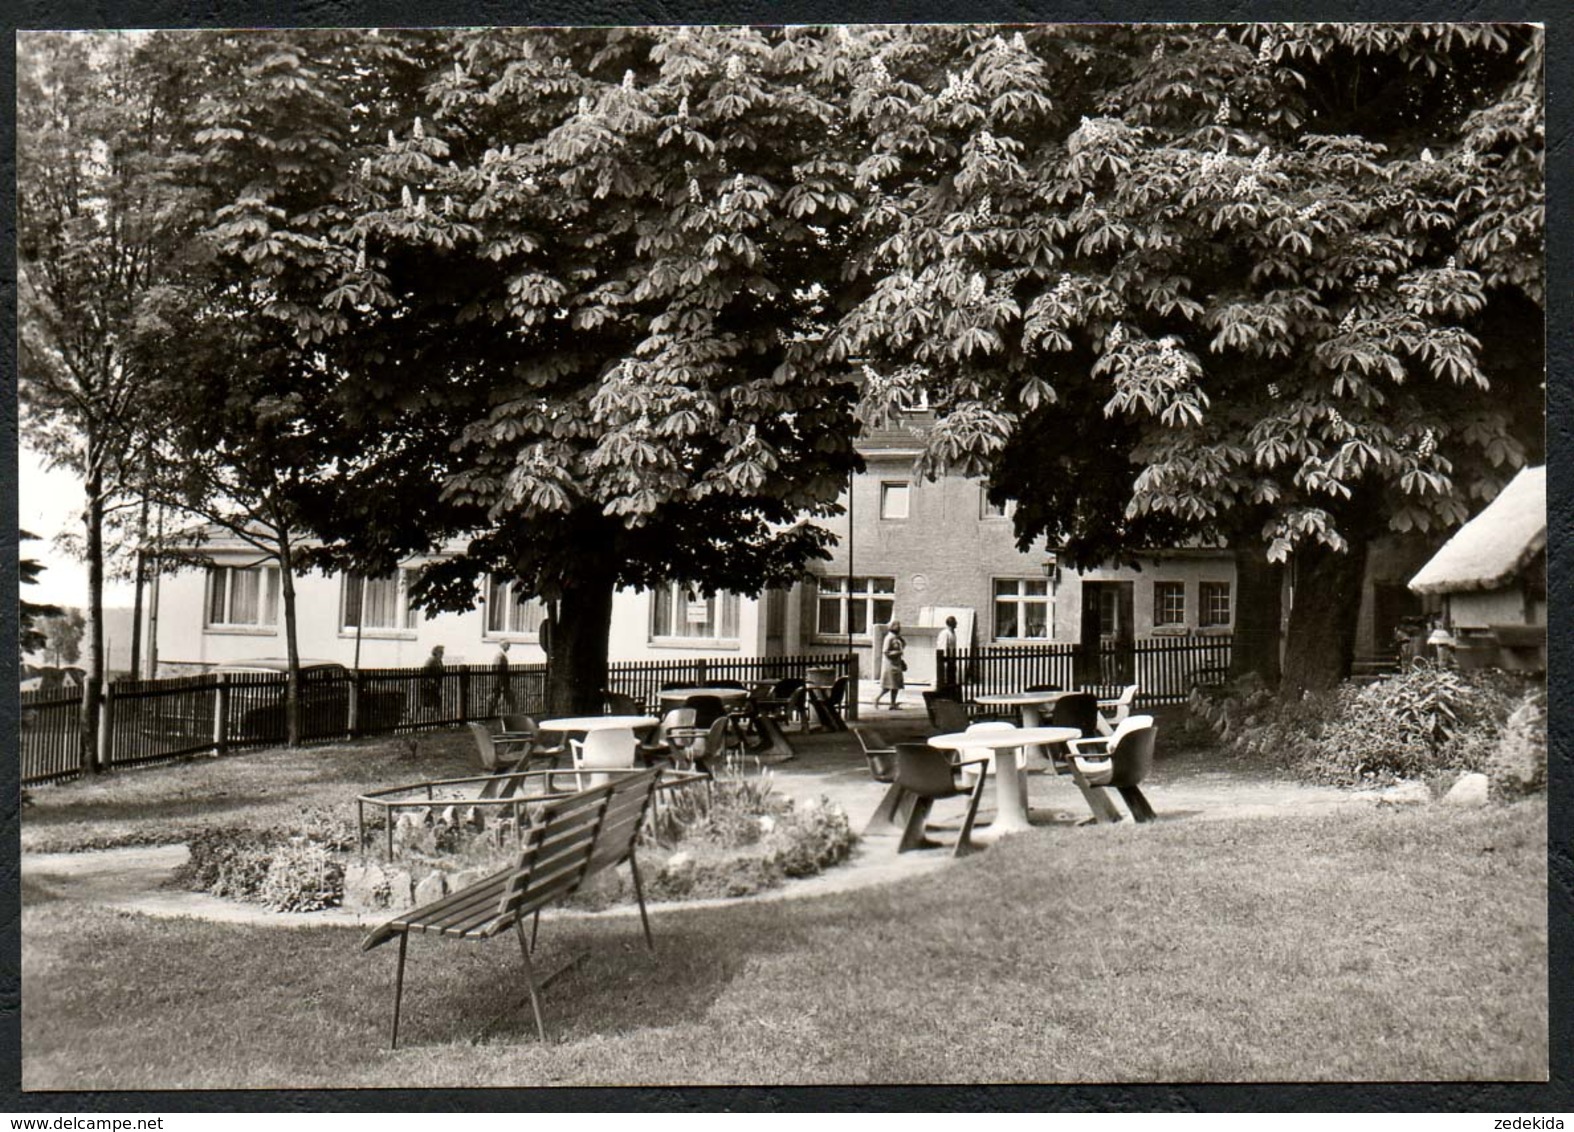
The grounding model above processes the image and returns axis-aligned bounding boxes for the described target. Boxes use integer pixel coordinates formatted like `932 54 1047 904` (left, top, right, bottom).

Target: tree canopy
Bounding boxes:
62 22 1544 707
827 23 1543 688
161 27 874 709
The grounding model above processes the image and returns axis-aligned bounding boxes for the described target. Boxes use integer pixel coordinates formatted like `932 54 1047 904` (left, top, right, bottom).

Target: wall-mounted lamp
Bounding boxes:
1042 554 1063 594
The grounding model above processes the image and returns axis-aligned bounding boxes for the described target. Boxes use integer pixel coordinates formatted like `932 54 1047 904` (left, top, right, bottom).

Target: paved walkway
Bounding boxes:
21 715 1369 932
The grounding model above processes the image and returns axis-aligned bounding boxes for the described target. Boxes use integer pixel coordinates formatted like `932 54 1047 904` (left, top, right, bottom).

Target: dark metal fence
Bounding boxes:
603 653 855 715
946 636 1232 711
19 652 859 785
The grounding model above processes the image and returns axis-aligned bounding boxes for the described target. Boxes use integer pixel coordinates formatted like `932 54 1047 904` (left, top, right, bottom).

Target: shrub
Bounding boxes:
1189 663 1535 788
636 776 856 903
285 806 361 852
1486 690 1548 798
258 840 344 912
1295 664 1526 786
649 850 781 902
1187 674 1333 771
177 829 276 901
771 797 856 878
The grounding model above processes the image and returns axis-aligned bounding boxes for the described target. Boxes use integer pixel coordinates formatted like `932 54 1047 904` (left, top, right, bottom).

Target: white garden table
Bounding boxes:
973 690 1078 763
928 725 1081 835
654 687 751 710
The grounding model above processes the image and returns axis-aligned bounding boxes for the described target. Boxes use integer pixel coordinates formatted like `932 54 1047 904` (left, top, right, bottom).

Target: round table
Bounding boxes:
974 691 1076 764
539 715 659 787
656 687 751 710
928 726 1081 834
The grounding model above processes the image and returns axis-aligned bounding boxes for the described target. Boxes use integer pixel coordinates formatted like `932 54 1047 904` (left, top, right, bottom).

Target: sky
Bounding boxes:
18 442 136 610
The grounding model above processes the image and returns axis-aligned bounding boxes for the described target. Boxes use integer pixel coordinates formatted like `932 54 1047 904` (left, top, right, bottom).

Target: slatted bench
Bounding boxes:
360 765 663 1048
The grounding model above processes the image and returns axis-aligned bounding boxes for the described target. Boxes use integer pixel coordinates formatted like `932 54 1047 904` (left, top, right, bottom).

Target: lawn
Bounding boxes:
20 731 480 854
20 732 1548 1087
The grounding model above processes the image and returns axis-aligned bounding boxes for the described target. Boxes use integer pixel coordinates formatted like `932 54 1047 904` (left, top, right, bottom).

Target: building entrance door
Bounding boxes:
1079 581 1135 685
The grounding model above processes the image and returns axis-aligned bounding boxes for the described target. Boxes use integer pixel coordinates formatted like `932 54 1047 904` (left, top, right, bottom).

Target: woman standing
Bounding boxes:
878 620 906 709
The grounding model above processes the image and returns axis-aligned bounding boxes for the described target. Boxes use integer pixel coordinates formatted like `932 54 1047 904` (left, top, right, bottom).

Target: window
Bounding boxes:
205 565 279 629
1200 581 1232 627
1098 587 1119 637
980 487 1008 519
342 571 420 633
1153 581 1186 628
879 481 910 520
993 578 1052 640
652 583 740 641
816 576 895 638
485 576 548 636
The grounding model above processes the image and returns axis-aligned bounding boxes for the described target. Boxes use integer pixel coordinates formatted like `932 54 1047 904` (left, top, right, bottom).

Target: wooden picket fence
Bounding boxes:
18 652 858 787
943 636 1232 711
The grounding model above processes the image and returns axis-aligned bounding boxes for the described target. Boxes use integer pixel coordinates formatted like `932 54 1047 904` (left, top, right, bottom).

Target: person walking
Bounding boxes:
420 644 445 717
487 640 513 715
877 620 906 710
935 614 959 690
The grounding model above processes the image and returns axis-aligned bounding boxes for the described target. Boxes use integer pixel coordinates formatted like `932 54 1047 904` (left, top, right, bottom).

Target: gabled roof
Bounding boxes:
1409 465 1546 595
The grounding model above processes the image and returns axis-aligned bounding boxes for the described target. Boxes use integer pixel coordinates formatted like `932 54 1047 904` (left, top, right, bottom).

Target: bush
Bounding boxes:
1294 664 1526 786
177 829 276 901
1187 674 1333 771
771 797 857 878
1486 690 1548 798
178 807 358 908
258 840 344 912
1189 663 1535 788
636 776 857 903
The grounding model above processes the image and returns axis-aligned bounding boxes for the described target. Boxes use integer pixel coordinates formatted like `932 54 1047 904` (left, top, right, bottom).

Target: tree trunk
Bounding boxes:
80 462 105 774
130 492 149 679
546 568 616 717
1279 537 1369 698
1230 545 1283 686
277 533 302 747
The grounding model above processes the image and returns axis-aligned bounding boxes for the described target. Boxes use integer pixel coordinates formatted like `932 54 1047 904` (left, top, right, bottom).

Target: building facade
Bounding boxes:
144 419 1239 682
148 528 766 674
780 413 1237 684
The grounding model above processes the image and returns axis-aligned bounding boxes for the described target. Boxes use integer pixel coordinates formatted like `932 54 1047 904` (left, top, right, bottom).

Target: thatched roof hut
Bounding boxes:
1409 465 1546 596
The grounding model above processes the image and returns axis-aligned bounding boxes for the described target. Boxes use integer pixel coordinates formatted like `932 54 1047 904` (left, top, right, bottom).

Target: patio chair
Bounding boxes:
811 675 850 731
890 742 989 856
567 730 640 791
753 679 808 733
639 707 694 766
853 725 897 782
956 720 1022 787
1094 684 1140 735
922 688 962 728
667 715 738 777
1066 714 1158 823
928 697 972 736
498 715 567 766
466 721 531 774
1043 692 1100 772
603 690 644 715
682 694 729 730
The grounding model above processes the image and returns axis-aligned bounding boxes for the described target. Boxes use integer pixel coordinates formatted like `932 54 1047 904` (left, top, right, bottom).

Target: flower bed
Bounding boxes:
175 773 857 914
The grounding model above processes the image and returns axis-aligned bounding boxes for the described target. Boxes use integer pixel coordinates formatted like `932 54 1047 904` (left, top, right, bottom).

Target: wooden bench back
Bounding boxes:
497 766 661 921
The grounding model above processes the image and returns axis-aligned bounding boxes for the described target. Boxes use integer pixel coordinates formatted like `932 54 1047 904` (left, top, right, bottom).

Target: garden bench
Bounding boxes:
360 766 664 1048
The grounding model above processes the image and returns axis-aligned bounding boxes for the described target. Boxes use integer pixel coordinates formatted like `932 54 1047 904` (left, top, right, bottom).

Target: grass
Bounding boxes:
21 731 479 854
22 786 1547 1088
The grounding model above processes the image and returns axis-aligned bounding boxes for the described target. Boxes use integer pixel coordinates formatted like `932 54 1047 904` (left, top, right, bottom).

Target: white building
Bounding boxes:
148 526 767 673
